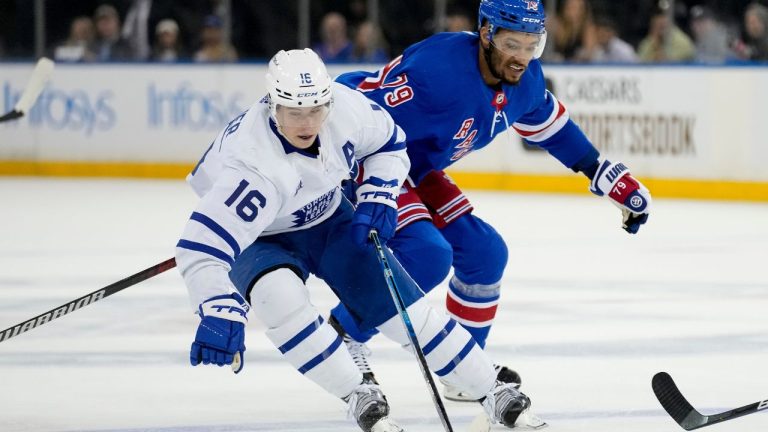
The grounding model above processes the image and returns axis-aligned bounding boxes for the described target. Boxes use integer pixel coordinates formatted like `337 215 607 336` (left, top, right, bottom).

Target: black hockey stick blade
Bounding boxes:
0 257 176 344
653 372 768 430
0 110 24 123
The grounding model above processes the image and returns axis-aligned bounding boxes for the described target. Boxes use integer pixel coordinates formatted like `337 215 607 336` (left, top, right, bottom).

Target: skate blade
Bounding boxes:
468 409 548 431
370 417 405 432
517 409 548 430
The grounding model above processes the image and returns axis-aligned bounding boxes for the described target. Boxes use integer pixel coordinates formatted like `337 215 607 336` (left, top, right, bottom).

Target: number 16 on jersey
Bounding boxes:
225 179 267 222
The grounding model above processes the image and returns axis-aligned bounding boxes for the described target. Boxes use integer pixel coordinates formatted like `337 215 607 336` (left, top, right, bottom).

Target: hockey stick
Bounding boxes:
652 371 768 430
369 230 455 432
0 257 176 344
0 57 55 123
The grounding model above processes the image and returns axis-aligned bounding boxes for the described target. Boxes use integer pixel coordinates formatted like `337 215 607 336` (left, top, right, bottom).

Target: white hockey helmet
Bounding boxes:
265 49 333 125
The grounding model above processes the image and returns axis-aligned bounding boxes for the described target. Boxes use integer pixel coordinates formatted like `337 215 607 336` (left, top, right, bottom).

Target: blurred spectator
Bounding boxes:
151 18 187 62
733 2 768 61
54 16 96 62
193 14 237 62
313 12 353 63
208 0 232 44
637 9 695 62
548 0 595 61
445 10 474 32
689 5 734 63
315 0 369 29
346 0 369 28
120 1 208 61
577 16 638 63
350 21 389 63
90 4 135 61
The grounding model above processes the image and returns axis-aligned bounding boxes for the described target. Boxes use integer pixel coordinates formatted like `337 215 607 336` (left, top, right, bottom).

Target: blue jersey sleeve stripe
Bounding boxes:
422 319 457 356
298 335 343 374
376 129 406 153
176 239 234 267
434 338 477 377
190 212 241 258
277 316 324 354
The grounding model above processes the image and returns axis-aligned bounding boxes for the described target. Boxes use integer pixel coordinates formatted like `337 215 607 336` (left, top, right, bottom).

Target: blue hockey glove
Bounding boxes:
589 159 652 234
190 292 250 373
352 202 397 246
352 176 399 246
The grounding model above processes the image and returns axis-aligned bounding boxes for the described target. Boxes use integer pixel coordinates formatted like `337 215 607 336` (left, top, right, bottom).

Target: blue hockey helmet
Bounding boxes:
478 0 547 35
478 0 547 58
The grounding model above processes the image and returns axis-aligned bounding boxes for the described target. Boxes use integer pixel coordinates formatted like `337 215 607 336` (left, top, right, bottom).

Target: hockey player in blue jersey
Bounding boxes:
176 48 540 431
331 0 652 400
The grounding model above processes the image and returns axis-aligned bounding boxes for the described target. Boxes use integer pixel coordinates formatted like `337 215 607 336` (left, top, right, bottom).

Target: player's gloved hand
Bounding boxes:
589 159 652 234
352 202 397 245
352 176 399 246
190 292 250 373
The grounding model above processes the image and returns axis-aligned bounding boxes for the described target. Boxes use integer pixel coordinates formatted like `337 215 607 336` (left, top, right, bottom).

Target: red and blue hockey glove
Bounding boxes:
589 160 652 234
352 176 399 246
190 292 249 373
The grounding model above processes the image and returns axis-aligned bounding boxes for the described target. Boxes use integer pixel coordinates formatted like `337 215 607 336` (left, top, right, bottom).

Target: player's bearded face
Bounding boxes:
485 29 541 84
276 103 331 149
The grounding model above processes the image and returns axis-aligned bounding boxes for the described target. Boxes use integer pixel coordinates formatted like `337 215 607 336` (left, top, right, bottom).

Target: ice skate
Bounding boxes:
443 364 521 402
344 382 404 432
479 381 546 429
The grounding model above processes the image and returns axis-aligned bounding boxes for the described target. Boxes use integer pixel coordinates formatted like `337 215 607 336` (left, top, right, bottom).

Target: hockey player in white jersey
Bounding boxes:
175 48 535 431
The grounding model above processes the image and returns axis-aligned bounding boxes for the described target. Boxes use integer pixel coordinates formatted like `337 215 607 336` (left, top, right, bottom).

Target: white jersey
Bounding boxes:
176 83 409 306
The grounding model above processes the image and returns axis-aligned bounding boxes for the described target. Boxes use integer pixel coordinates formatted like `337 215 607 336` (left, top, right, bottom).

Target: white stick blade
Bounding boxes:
13 57 55 114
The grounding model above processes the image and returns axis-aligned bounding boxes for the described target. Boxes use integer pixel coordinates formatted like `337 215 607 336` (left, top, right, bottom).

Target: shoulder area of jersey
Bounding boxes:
327 82 388 118
521 57 545 84
409 31 478 55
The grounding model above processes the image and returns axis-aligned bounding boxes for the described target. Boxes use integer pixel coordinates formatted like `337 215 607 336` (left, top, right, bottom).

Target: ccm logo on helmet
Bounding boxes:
522 17 541 23
297 92 319 97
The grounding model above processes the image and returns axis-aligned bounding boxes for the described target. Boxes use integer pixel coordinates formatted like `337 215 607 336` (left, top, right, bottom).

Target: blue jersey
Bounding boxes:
336 32 598 184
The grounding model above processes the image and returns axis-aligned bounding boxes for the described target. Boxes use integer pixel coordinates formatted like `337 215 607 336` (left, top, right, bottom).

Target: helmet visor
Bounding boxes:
275 103 331 129
490 30 546 60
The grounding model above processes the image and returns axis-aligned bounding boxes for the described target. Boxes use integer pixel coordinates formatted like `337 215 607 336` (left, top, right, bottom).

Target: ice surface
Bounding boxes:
1 178 766 432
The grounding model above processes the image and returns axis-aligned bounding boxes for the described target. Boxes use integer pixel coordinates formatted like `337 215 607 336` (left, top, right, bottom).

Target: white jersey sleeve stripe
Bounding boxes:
176 239 234 267
512 91 569 142
517 110 570 142
512 91 563 132
189 211 242 258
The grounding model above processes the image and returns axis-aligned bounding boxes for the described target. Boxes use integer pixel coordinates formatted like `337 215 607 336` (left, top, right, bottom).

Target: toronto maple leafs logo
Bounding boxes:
524 0 539 11
291 189 336 227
